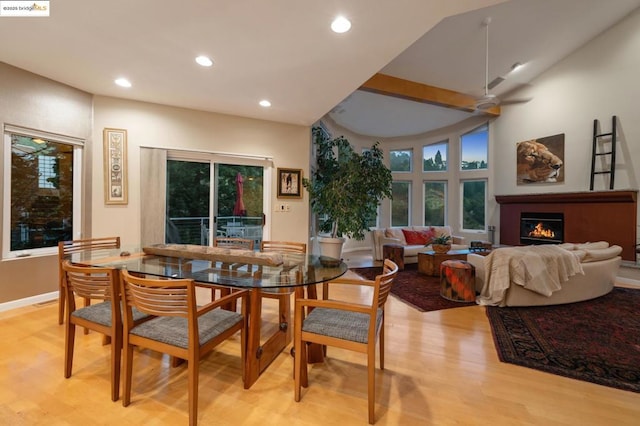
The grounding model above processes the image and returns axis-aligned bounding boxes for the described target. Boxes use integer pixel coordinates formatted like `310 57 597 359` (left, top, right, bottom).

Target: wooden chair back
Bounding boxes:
57 237 120 325
260 240 306 254
60 259 122 401
213 237 254 250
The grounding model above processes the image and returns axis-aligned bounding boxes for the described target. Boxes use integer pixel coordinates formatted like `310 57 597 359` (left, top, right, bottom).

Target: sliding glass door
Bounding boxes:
166 157 264 247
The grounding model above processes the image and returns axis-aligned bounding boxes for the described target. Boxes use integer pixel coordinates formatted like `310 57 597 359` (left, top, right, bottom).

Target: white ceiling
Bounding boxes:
1 0 639 138
0 0 501 126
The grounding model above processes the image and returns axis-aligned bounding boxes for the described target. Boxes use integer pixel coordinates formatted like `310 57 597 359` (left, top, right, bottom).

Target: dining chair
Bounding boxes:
293 258 398 425
119 270 248 426
260 240 307 326
58 236 121 325
61 259 125 401
212 237 255 308
213 237 254 250
260 240 306 254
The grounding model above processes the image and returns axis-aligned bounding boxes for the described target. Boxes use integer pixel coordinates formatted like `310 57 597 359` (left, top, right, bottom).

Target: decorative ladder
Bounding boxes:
589 115 617 190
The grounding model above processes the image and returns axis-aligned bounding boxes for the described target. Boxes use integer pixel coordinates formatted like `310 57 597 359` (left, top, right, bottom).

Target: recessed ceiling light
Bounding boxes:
259 100 271 108
195 55 213 67
331 16 351 33
114 78 132 88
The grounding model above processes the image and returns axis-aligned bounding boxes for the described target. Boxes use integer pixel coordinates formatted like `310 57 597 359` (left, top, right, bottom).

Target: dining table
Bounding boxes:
66 245 347 389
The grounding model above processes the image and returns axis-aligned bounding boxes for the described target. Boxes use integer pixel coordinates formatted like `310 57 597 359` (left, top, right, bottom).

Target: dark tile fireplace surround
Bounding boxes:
496 190 637 261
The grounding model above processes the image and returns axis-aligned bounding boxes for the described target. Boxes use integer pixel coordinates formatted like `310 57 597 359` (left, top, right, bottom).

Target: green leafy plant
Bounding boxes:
431 234 452 245
303 126 392 240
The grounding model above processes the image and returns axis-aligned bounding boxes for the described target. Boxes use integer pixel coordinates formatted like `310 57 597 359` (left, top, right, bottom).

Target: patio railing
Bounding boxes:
167 216 263 247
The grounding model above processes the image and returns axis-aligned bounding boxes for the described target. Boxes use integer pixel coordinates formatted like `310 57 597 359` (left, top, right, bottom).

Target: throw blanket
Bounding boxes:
477 245 584 306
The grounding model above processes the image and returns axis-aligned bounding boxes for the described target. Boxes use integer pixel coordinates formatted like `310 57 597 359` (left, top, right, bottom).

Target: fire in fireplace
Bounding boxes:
520 212 564 245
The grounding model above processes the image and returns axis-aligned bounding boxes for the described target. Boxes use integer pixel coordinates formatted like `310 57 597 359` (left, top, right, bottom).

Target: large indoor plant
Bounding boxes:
303 126 392 259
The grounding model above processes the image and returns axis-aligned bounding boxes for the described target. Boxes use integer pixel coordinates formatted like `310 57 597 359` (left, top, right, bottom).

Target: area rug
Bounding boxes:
486 287 640 393
350 263 476 312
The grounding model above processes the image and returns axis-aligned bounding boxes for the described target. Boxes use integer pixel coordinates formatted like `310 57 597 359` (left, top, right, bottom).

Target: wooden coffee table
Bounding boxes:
417 249 471 276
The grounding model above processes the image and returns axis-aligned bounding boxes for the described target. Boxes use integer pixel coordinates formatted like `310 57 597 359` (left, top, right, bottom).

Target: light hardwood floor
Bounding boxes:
1 259 639 425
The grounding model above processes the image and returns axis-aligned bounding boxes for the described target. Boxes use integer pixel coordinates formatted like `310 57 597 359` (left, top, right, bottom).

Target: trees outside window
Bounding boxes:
461 180 486 230
4 128 81 257
391 181 411 226
424 181 446 226
390 149 412 172
461 124 488 170
423 141 448 172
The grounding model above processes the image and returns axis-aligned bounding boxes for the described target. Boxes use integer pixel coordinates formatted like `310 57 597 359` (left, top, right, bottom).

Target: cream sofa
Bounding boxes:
370 225 466 264
467 242 622 307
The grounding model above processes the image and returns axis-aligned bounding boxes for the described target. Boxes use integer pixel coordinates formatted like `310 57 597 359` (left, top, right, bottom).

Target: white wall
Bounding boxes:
92 96 312 247
492 7 640 243
0 63 93 303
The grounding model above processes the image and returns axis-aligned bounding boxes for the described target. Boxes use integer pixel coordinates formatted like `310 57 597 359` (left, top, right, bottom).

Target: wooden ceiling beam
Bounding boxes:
359 73 501 117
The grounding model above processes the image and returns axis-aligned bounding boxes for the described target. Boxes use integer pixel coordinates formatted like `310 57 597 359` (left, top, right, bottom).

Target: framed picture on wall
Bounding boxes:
103 128 128 205
277 168 302 198
516 133 565 185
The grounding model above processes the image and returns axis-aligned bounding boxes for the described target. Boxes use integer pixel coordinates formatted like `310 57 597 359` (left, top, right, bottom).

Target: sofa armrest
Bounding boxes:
381 236 402 246
452 235 466 245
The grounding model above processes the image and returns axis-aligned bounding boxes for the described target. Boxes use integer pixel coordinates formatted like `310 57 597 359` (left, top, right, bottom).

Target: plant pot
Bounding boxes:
317 236 345 260
432 243 451 254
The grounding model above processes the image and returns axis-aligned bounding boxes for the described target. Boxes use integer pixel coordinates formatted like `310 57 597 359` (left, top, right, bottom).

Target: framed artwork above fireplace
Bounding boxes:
516 133 564 185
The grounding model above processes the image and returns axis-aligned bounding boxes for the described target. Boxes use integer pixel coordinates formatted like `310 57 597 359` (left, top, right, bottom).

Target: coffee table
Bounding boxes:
417 249 471 276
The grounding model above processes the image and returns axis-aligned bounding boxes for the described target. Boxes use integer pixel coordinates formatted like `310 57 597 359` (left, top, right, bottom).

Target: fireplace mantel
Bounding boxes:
496 190 637 205
496 190 638 260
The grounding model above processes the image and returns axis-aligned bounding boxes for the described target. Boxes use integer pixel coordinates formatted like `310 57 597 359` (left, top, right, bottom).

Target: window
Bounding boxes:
461 124 488 170
166 160 211 245
165 156 265 247
461 180 486 231
424 181 446 226
423 141 448 172
390 149 412 172
391 181 411 226
3 126 82 257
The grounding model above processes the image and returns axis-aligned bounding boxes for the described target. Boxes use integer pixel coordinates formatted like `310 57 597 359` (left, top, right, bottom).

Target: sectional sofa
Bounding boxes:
370 225 467 264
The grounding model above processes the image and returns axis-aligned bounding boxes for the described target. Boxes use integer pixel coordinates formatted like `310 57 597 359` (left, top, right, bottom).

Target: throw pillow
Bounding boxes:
402 228 436 245
422 227 437 244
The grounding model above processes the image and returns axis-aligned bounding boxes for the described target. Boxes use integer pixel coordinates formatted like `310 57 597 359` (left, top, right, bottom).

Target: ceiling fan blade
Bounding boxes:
500 97 532 106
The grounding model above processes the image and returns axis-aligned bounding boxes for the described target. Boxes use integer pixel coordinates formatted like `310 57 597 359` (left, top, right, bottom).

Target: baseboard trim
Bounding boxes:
616 277 640 287
0 291 58 313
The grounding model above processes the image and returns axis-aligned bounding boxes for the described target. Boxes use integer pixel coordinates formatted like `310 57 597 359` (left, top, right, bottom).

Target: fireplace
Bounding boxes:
520 212 564 245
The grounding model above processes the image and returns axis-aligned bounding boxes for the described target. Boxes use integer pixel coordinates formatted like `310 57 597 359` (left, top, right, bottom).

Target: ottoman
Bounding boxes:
440 259 475 302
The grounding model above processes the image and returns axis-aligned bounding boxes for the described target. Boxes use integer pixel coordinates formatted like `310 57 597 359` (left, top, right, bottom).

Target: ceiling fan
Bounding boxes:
472 17 531 112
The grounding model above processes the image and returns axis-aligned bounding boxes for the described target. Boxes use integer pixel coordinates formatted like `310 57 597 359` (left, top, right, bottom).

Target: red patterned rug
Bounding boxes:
486 287 640 393
350 263 476 312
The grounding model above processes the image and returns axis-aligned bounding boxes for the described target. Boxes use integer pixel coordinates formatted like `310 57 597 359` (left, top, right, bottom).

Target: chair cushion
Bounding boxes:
130 309 242 349
302 307 383 344
72 302 149 326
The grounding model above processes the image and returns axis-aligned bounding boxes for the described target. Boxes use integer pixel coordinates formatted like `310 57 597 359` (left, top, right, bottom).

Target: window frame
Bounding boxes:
2 124 83 259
